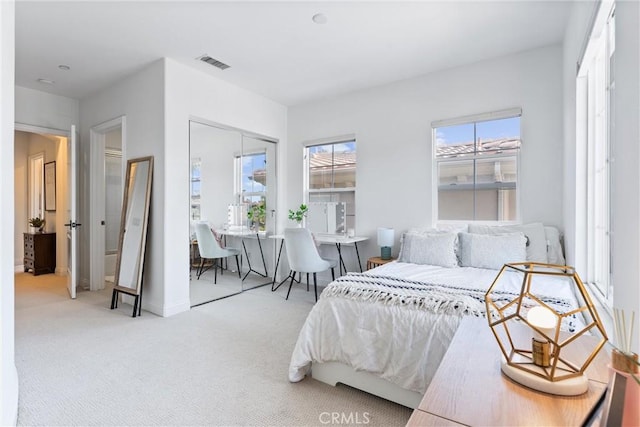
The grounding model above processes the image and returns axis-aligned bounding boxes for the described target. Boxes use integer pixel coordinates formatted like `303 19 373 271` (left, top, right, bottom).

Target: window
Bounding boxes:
235 151 267 206
304 138 356 230
433 110 521 222
577 2 615 303
190 158 201 221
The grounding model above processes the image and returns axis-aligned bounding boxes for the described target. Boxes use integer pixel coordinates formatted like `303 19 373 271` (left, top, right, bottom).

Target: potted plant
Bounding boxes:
28 216 46 233
288 203 308 226
247 201 267 231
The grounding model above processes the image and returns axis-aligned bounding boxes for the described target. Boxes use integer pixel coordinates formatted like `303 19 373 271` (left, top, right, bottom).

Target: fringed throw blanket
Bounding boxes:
323 273 577 330
289 267 582 393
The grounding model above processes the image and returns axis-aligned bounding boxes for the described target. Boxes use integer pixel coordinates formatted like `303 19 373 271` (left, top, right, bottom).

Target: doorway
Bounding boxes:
90 117 126 291
14 124 69 278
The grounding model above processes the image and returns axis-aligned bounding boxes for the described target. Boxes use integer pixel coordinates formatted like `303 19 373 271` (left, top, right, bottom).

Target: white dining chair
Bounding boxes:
194 222 241 283
284 227 337 301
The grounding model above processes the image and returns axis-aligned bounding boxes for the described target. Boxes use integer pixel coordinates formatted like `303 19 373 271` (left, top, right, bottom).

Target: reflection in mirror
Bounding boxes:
190 122 243 305
189 121 278 305
240 135 277 291
307 202 346 236
110 156 153 317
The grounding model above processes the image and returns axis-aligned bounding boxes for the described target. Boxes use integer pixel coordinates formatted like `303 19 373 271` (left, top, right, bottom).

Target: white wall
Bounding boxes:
288 45 565 264
1 0 18 424
81 58 287 316
15 86 79 132
80 60 165 313
563 1 640 351
164 58 287 313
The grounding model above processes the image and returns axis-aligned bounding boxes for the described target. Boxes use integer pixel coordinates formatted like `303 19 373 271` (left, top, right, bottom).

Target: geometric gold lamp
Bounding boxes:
485 262 608 396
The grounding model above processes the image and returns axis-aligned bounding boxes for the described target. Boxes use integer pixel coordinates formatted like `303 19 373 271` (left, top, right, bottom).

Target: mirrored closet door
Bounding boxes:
189 121 278 306
240 135 277 291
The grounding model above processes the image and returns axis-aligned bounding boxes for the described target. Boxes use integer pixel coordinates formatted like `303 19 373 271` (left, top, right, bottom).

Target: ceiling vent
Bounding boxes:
198 55 230 70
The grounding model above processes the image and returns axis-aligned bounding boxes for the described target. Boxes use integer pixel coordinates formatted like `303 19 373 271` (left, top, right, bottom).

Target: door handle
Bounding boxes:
64 221 82 229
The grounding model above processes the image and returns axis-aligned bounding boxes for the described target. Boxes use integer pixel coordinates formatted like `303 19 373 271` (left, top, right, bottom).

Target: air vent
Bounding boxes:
198 55 230 70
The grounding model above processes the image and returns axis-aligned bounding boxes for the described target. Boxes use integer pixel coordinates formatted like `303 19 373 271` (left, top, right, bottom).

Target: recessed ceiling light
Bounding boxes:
58 65 70 71
37 78 55 85
312 13 327 24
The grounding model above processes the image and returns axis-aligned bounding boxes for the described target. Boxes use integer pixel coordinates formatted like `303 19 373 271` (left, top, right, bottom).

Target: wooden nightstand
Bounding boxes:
24 232 56 275
366 256 396 270
407 317 609 426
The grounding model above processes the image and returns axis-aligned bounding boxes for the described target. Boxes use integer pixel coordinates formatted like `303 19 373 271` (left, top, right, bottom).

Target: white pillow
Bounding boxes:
398 228 437 260
467 223 548 264
399 227 464 262
459 232 527 270
544 226 565 265
399 232 458 268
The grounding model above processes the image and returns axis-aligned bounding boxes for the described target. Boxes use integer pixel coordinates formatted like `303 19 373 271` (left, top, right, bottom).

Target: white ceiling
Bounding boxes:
15 1 574 106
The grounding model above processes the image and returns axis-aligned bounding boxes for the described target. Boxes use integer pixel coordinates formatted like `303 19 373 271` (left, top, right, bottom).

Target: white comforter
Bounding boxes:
288 262 582 394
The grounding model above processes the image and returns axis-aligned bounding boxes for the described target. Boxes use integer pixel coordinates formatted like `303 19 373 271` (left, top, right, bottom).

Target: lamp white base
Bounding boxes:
501 360 589 396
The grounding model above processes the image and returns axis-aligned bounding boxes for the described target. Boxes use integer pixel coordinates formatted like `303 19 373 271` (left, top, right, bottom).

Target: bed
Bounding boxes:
288 223 575 408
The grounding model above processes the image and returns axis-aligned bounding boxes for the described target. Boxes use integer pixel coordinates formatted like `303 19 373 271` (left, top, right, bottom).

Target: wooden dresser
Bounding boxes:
407 317 610 426
24 232 56 276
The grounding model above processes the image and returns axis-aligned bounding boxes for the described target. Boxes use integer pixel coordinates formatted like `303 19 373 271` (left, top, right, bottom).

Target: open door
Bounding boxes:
66 125 80 298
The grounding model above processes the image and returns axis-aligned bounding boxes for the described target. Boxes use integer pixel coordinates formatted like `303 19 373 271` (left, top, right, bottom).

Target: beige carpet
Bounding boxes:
14 273 412 426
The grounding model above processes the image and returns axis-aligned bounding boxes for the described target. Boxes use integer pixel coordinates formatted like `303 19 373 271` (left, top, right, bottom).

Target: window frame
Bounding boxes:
303 135 357 229
432 108 522 224
190 157 201 221
577 1 615 306
234 149 267 205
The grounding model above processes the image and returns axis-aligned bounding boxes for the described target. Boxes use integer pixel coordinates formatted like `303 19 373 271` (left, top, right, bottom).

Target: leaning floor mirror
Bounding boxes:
110 156 153 317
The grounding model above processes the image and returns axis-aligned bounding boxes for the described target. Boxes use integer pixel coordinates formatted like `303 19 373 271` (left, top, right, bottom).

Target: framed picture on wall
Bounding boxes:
44 161 56 211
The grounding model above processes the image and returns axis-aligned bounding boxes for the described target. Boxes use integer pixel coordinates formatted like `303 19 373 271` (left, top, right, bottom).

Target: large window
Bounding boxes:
578 2 615 303
433 110 521 221
305 138 356 230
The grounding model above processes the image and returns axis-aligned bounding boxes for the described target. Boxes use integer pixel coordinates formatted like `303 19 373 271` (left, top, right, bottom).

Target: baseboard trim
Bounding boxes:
14 264 23 273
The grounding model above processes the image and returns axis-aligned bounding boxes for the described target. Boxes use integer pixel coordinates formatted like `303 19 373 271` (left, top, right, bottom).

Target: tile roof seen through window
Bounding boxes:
308 151 356 169
437 137 520 158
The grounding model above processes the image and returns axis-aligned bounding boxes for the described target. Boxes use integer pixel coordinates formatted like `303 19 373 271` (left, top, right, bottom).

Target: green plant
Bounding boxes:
288 204 308 223
28 216 45 228
247 201 266 230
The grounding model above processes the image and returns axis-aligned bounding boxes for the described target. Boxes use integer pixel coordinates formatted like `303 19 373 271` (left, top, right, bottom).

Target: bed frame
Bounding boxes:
311 361 423 409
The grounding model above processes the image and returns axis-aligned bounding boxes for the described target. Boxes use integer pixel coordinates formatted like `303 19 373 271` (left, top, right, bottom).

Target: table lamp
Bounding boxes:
485 262 608 396
377 227 394 260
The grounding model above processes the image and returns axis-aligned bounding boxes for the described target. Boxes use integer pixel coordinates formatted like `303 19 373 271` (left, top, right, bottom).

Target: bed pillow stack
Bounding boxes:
398 222 565 270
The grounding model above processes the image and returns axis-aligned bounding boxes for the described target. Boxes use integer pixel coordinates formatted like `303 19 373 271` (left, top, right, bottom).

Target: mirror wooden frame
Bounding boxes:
110 156 153 317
